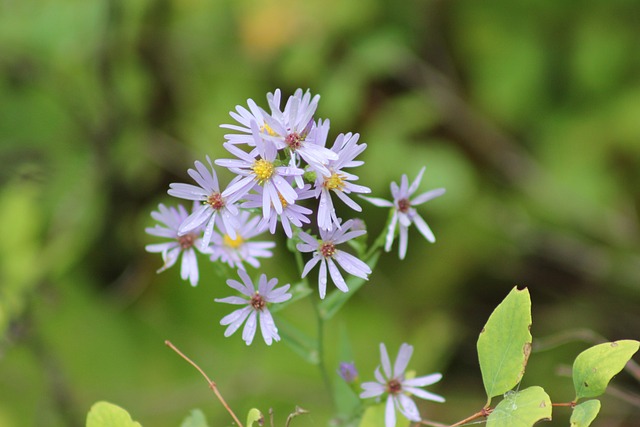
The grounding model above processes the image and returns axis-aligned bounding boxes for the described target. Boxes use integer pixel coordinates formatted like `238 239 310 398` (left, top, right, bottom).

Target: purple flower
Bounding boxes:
241 183 314 238
296 219 372 299
167 156 239 249
262 91 338 176
209 210 275 270
215 269 292 345
216 122 304 218
145 203 207 287
360 343 445 427
313 131 371 231
338 362 359 384
220 94 271 146
362 167 445 259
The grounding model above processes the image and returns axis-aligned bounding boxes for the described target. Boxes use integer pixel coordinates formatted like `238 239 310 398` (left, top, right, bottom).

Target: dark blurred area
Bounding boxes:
1 0 639 426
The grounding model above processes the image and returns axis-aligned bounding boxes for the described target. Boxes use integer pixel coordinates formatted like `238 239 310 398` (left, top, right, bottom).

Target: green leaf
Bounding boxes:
572 340 639 400
276 317 318 364
86 401 142 427
570 400 601 427
319 251 381 320
477 287 532 403
180 409 209 427
486 386 551 427
246 408 263 427
358 402 410 427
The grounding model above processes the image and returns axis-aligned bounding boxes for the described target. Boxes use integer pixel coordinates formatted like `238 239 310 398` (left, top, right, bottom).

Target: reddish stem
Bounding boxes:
165 340 244 427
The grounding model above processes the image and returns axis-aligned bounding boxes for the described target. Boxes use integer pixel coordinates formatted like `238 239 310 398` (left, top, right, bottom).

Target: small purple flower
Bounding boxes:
360 343 445 427
145 203 207 287
314 131 371 231
215 269 292 345
262 91 338 176
362 167 445 259
241 183 314 238
220 94 272 146
209 210 275 270
338 362 359 384
216 122 304 218
167 156 239 249
296 219 372 299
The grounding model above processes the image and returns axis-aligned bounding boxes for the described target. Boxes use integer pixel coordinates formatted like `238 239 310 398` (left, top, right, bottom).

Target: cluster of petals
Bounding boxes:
313 127 371 231
167 156 239 248
362 167 445 259
145 204 206 287
360 343 445 427
215 269 292 345
297 219 372 299
208 210 275 270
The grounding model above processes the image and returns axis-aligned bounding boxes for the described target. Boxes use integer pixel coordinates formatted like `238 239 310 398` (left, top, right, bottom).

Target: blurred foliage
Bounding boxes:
1 0 639 426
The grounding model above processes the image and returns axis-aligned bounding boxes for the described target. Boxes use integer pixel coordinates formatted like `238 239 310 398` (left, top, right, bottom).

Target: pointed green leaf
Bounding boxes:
180 409 209 427
276 317 318 364
486 386 551 427
358 402 410 427
572 340 639 400
477 287 532 401
86 401 142 427
570 400 601 427
246 408 263 427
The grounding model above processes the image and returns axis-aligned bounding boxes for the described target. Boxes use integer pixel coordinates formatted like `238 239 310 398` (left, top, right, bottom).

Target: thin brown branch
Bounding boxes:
448 408 491 427
165 340 244 427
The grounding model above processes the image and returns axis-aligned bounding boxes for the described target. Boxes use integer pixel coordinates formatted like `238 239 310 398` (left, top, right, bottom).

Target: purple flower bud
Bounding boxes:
338 362 358 383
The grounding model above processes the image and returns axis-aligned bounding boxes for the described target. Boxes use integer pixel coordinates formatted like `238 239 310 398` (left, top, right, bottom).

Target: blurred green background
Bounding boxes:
1 0 639 426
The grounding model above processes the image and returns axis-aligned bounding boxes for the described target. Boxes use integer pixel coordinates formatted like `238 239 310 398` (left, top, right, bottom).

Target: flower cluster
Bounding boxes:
146 88 379 343
146 89 448 427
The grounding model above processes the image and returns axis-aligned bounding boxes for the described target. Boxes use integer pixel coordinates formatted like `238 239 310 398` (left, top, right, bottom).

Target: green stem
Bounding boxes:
291 235 333 405
312 296 333 404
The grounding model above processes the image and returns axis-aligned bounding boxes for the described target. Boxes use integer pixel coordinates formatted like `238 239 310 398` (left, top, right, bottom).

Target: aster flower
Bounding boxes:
241 183 314 238
296 219 372 299
167 156 239 249
362 167 445 260
215 269 292 345
314 130 371 231
262 91 338 176
145 203 207 287
216 122 303 218
209 210 275 270
360 343 445 427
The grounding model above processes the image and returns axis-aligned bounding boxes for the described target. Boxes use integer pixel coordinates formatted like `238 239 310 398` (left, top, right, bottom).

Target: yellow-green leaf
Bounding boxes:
86 401 142 427
573 340 639 400
486 386 551 427
570 400 601 427
477 287 532 403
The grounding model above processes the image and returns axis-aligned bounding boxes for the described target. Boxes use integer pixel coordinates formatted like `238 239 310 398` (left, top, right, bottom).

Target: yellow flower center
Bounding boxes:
278 192 288 209
223 234 244 249
323 172 346 191
253 159 275 184
261 123 277 136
